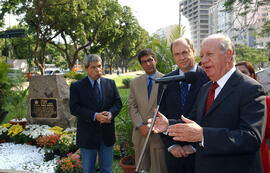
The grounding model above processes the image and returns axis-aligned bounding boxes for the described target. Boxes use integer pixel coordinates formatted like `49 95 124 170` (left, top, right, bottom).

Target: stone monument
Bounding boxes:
27 75 75 128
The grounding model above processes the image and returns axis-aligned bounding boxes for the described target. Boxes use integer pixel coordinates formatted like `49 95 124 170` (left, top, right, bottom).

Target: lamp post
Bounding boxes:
27 32 31 79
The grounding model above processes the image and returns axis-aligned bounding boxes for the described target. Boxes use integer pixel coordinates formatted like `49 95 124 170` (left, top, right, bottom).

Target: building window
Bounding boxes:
200 25 208 28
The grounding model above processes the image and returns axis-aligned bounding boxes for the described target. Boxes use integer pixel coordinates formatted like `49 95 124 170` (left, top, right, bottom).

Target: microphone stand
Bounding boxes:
134 84 167 173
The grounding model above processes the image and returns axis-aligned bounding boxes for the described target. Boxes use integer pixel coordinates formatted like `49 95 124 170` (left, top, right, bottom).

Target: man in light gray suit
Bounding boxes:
128 49 167 173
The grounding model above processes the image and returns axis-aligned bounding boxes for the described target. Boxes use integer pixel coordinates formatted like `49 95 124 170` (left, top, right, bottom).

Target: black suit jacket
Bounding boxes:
69 76 122 149
159 66 209 148
191 70 266 173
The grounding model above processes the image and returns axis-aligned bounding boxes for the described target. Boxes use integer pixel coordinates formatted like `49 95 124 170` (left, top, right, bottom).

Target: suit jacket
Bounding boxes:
159 66 209 148
69 76 122 149
192 70 266 173
128 72 164 148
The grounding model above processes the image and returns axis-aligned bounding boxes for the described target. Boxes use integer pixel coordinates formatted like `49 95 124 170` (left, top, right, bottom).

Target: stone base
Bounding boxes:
27 75 75 128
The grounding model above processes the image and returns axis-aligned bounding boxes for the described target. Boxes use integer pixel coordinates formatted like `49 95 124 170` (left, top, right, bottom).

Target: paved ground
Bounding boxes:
0 170 32 173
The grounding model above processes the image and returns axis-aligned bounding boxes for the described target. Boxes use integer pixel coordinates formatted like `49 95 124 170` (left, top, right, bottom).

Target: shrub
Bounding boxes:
122 78 131 88
115 97 134 160
55 152 82 173
64 71 86 80
0 62 17 115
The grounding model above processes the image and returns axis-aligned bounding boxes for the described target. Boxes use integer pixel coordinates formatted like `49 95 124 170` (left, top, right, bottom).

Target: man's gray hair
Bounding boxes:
84 54 102 68
202 34 236 63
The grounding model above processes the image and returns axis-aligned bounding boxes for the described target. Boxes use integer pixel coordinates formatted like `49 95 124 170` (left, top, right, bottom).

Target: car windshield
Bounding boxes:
45 70 53 75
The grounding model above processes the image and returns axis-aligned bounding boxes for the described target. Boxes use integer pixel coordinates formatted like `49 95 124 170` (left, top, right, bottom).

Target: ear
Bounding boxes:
226 49 233 62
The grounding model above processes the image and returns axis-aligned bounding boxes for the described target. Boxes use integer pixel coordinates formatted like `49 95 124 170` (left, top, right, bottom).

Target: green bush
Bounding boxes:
64 71 86 80
115 96 134 159
0 62 21 115
122 78 131 88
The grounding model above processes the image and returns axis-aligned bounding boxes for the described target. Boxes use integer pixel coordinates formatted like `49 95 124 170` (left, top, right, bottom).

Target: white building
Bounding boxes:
209 0 269 47
179 0 217 52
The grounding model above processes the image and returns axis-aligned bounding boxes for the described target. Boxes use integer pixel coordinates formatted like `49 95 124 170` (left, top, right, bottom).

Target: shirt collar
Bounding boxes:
146 71 157 80
87 76 101 87
178 63 198 76
216 66 236 89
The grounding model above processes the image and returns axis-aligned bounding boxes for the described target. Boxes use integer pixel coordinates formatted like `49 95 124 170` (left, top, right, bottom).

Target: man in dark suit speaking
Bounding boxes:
149 34 266 173
70 54 122 173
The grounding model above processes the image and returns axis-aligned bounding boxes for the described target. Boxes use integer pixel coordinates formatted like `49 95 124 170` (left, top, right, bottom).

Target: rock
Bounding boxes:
27 75 75 128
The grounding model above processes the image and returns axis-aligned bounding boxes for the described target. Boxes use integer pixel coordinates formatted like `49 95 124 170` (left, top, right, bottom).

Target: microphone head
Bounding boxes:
184 72 197 84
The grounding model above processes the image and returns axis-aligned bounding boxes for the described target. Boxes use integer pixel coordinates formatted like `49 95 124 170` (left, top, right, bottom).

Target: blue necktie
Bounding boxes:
180 82 188 110
147 77 153 99
94 80 101 104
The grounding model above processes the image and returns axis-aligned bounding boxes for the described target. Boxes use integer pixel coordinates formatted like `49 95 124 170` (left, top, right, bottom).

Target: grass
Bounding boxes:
107 73 139 88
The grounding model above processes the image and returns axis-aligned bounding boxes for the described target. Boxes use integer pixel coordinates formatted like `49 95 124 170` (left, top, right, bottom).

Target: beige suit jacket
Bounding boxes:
128 72 164 148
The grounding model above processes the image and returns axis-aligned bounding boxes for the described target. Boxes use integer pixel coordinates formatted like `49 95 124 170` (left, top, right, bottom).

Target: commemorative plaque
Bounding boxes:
30 98 57 118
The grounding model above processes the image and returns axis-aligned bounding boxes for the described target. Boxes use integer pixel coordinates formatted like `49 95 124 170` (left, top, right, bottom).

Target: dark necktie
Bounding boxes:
94 80 101 104
180 82 189 110
205 82 219 113
147 77 152 99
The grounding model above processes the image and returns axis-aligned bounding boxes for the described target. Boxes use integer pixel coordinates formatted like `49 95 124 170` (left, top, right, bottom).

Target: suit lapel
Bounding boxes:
203 71 240 118
147 72 162 114
197 82 211 124
100 77 105 107
184 67 203 113
83 76 102 107
82 77 96 102
140 74 149 104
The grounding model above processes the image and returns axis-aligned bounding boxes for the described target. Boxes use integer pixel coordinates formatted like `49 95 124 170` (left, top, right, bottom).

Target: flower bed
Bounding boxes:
0 123 82 173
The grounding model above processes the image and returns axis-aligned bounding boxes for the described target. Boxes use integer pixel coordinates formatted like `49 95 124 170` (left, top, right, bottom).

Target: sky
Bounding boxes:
118 0 190 35
4 0 190 36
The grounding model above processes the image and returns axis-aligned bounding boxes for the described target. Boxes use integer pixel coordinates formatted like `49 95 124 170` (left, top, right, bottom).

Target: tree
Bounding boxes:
223 0 270 35
235 44 269 69
0 0 148 73
148 25 185 74
104 6 149 74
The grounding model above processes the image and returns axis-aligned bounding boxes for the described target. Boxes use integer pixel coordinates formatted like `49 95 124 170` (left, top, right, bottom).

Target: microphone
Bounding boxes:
154 72 197 84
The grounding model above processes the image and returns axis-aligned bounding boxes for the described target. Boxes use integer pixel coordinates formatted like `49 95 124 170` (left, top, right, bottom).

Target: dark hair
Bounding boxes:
170 38 194 54
137 49 156 64
236 61 257 80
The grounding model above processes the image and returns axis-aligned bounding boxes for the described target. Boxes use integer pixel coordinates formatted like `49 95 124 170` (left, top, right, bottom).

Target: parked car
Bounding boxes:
45 68 63 75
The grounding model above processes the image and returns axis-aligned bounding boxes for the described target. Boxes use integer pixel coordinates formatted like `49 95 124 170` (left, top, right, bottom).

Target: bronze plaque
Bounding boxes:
30 98 57 118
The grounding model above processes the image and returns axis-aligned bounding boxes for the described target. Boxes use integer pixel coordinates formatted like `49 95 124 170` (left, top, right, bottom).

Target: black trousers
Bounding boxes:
165 151 195 173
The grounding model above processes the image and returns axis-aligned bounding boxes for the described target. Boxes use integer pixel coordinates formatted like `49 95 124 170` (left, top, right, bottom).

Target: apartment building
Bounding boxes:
179 0 217 52
209 0 269 47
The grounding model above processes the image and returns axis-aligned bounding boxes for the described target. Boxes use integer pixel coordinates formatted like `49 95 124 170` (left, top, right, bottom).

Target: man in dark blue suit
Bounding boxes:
70 54 122 173
158 38 209 173
151 34 266 173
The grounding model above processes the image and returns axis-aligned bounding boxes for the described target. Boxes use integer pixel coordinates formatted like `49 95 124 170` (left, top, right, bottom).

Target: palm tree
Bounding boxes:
147 25 185 74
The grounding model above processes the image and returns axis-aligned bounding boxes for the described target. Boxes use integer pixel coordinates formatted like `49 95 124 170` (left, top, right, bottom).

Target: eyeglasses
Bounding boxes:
141 58 154 65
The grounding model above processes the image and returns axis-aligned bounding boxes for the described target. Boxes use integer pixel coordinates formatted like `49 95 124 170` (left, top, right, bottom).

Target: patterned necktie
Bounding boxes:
94 80 101 104
180 82 189 110
147 77 153 99
205 82 219 113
